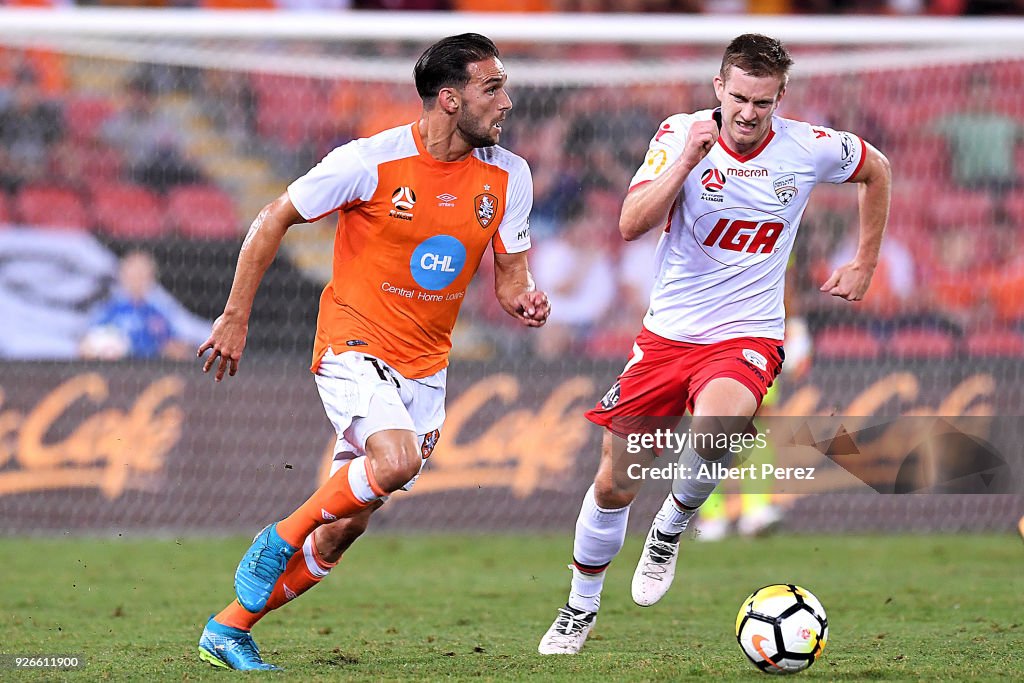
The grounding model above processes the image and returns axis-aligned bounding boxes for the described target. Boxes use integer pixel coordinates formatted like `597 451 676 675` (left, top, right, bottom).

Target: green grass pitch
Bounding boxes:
2 533 1021 680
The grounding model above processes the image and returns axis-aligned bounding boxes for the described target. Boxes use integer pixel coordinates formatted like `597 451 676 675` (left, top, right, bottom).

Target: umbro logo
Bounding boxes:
436 193 457 207
283 583 297 600
321 508 338 521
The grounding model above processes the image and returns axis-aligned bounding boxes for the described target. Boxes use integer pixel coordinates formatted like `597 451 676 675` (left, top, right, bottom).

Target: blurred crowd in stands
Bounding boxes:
1 0 1021 15
0 43 1022 361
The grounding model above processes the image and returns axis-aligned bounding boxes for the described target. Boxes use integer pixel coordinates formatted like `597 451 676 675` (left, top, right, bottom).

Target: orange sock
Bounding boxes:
215 533 339 631
275 460 379 547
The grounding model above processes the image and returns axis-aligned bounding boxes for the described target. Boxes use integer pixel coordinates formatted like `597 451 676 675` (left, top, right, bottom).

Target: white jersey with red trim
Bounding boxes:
629 108 865 344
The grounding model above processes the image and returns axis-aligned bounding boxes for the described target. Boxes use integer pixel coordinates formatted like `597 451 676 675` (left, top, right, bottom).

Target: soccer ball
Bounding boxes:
735 584 828 674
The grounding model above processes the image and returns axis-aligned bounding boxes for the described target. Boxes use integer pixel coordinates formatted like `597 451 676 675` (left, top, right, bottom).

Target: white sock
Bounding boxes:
568 565 604 614
654 494 696 538
568 484 629 613
670 447 732 509
346 456 379 504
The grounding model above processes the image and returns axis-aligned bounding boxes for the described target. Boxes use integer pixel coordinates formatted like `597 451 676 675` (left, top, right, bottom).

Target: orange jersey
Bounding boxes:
288 123 533 379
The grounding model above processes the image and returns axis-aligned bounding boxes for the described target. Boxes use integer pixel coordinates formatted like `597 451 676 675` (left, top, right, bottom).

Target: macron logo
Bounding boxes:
726 168 768 178
321 508 338 521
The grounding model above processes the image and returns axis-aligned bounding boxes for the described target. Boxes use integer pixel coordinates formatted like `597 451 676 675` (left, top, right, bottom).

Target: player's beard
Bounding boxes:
457 109 500 148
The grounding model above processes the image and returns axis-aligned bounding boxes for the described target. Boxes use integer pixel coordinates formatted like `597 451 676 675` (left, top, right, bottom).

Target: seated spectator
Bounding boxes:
199 69 258 145
982 227 1024 326
920 225 995 330
576 226 660 358
80 251 207 360
828 234 917 318
101 74 204 193
530 193 618 359
985 262 1024 326
616 227 660 327
0 65 65 192
931 75 1022 219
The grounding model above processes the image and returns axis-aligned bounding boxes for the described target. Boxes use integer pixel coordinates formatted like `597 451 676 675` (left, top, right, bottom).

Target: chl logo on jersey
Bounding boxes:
694 209 789 267
410 235 467 291
475 193 498 228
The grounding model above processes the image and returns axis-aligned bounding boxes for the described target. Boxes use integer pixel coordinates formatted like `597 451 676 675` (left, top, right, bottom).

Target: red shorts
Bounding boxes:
584 327 784 438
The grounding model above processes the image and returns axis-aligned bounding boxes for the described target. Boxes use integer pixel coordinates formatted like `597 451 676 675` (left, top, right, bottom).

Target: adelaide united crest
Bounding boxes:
475 193 498 229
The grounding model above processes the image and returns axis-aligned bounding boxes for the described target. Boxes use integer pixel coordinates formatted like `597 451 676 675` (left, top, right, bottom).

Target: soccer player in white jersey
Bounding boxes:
538 33 891 655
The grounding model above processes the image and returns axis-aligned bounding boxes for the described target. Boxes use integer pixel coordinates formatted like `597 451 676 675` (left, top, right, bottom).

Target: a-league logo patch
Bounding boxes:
391 186 417 211
600 382 621 410
475 193 498 228
420 429 441 459
700 168 725 192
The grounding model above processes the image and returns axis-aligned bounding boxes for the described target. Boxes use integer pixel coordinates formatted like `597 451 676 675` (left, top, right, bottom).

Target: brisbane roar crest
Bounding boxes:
475 192 498 228
420 429 441 459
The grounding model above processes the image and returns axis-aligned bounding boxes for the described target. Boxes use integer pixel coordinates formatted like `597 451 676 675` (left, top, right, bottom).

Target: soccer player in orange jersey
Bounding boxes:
196 33 549 671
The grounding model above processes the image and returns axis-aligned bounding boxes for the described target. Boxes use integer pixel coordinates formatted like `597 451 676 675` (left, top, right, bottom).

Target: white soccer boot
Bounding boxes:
631 519 684 607
538 604 597 655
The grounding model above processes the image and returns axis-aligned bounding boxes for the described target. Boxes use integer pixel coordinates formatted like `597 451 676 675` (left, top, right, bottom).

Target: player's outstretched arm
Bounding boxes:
198 193 303 381
820 142 892 302
619 119 719 241
493 251 550 328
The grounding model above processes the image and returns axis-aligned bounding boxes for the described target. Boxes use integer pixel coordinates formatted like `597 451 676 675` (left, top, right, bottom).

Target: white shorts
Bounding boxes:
315 349 445 487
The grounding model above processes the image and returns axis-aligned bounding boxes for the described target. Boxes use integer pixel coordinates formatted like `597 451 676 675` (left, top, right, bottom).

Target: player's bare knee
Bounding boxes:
366 442 421 493
593 475 636 510
691 414 753 461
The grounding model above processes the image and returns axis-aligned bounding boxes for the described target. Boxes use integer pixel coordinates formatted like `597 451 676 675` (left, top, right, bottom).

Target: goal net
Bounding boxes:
0 10 1021 535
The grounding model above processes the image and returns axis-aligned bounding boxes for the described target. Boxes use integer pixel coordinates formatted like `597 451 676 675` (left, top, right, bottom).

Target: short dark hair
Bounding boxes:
414 33 500 101
720 34 793 87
